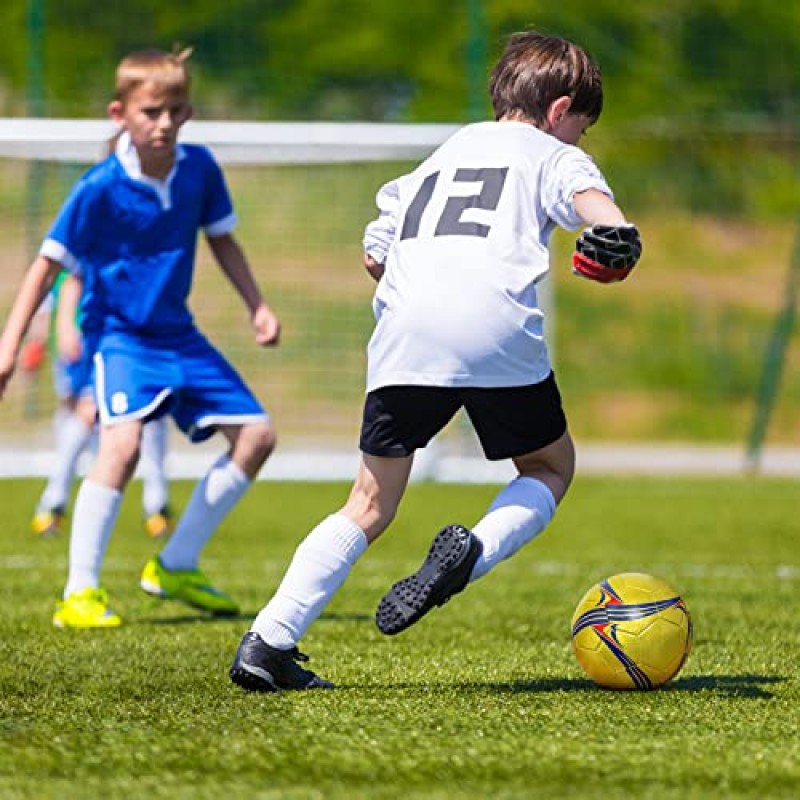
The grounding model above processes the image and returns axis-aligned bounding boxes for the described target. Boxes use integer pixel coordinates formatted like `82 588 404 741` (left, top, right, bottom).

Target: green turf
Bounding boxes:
0 476 797 799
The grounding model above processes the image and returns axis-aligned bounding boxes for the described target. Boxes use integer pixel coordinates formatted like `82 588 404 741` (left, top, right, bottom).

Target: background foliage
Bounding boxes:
1 1 799 126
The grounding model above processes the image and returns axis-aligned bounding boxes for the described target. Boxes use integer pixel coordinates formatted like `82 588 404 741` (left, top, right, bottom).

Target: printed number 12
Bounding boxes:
400 167 508 240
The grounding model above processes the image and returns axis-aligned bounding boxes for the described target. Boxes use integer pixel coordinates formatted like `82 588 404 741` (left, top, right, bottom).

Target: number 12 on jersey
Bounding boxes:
400 167 509 241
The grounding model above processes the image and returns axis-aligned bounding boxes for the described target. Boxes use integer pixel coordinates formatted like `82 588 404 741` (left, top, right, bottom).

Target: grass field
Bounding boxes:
0 475 798 799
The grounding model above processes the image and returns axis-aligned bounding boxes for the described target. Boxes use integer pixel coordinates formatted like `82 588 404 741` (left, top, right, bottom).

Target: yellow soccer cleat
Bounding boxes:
140 557 239 616
144 506 175 539
53 587 123 628
32 507 66 537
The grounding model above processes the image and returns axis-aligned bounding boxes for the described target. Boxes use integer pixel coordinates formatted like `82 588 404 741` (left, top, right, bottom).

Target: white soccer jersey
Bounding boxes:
363 120 613 391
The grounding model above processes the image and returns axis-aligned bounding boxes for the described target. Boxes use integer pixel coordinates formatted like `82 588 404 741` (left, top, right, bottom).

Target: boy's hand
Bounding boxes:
0 351 16 400
251 304 281 347
364 253 385 282
572 224 642 283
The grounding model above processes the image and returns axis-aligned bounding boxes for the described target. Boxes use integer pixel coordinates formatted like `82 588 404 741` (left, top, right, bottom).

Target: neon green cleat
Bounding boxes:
144 506 174 539
53 587 123 628
32 506 66 537
140 557 239 616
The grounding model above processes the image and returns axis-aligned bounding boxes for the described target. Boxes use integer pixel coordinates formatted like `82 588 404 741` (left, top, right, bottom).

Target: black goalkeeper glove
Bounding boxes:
572 224 642 283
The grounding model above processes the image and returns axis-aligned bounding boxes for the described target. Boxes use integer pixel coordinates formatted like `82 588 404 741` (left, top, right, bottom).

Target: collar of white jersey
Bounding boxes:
115 130 186 184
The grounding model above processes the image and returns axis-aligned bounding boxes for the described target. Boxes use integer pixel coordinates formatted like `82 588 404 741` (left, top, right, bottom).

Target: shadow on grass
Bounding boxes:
431 674 785 698
669 674 785 698
138 612 254 625
126 597 251 625
317 612 373 623
134 609 373 626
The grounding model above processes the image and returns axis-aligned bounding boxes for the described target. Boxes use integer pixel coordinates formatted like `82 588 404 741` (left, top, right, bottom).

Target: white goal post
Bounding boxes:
0 118 461 164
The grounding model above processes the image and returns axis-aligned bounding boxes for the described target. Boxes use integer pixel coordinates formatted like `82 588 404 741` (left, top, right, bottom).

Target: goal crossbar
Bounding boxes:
0 118 461 164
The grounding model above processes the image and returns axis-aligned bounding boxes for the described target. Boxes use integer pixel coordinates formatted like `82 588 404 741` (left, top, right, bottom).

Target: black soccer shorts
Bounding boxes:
359 372 567 461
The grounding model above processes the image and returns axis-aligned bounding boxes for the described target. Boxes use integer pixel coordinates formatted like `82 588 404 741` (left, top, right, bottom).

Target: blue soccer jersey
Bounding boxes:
40 134 236 339
37 133 267 438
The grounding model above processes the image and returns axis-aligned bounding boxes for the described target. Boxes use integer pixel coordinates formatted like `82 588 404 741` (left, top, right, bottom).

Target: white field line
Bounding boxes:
2 553 797 580
1 444 800 481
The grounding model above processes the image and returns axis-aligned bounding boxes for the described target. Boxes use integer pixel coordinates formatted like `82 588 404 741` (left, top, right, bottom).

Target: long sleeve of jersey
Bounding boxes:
363 179 401 264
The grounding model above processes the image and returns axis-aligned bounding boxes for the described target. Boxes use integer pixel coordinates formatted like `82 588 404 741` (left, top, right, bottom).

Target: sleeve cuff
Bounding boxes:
40 239 81 276
205 212 238 237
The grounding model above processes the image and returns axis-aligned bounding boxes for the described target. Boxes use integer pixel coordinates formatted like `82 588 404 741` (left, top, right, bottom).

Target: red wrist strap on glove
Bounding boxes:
572 252 635 284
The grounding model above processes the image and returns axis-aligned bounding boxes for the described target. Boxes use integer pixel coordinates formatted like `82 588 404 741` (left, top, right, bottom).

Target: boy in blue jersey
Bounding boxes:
23 272 174 539
0 48 280 628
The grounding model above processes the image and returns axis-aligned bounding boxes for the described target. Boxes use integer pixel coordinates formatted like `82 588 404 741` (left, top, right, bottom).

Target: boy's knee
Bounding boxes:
341 489 397 540
93 431 142 487
240 421 277 464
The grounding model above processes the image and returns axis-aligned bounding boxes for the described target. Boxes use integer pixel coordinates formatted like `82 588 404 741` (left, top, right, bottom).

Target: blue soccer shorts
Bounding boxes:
92 329 268 443
52 351 94 401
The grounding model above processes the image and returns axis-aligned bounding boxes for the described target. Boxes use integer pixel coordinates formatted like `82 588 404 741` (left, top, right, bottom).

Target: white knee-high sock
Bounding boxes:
469 476 556 582
251 514 368 649
139 418 169 515
39 412 94 512
64 480 122 596
158 454 250 571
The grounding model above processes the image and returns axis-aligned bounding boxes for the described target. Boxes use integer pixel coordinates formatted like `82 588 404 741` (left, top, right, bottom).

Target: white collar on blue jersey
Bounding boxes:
114 131 186 208
115 130 186 179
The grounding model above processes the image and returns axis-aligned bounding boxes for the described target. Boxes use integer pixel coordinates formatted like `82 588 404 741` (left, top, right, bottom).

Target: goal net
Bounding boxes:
0 118 531 481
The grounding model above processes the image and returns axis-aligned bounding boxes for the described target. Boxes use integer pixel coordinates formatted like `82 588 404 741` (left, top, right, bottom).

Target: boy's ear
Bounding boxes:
545 96 573 129
107 100 124 123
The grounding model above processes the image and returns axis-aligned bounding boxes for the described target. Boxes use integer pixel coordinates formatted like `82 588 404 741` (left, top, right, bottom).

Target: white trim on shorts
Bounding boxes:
188 414 270 439
94 352 173 425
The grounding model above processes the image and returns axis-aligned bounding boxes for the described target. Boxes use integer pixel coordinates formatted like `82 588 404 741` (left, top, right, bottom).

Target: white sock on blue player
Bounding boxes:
158 454 250 571
64 480 122 596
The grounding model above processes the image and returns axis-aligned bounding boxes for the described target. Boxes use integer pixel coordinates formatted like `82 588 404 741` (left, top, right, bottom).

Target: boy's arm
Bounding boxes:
571 188 641 284
362 179 401 282
206 233 281 347
55 274 84 363
573 188 627 227
0 256 63 398
18 297 52 373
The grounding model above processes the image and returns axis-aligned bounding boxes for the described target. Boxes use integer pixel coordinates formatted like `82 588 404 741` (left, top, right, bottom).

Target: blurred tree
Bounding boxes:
0 0 798 125
260 1 465 120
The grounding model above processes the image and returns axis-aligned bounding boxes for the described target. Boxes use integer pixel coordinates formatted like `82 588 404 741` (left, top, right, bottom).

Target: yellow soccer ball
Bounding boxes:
571 572 692 690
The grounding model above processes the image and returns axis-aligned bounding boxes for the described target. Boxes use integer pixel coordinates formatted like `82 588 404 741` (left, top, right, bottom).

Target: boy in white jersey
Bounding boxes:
226 30 642 691
0 49 281 627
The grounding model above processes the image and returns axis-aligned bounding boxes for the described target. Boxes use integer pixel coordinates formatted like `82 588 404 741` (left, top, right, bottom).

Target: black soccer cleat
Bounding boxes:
229 632 334 692
375 524 483 636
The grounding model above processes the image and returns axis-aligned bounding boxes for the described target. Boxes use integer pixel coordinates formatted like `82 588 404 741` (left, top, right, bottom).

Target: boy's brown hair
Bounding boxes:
113 47 193 102
489 31 603 126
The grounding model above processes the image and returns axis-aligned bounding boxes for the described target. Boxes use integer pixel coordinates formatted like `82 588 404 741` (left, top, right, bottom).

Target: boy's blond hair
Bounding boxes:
114 47 193 102
489 31 602 126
